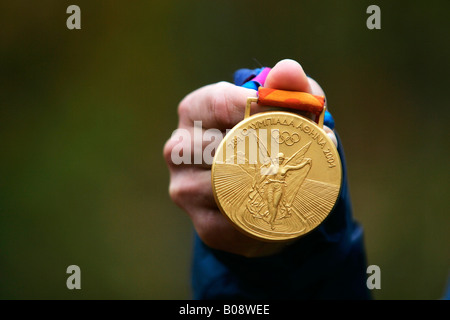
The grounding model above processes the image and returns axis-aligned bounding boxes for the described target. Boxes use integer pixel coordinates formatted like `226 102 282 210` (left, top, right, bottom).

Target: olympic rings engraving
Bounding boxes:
272 130 301 146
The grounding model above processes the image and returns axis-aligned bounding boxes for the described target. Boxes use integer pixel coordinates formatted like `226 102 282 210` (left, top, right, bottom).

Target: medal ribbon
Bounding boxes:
239 67 333 128
257 87 325 115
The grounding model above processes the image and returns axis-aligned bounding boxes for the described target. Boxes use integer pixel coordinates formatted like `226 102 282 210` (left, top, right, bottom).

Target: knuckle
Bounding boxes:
169 179 192 209
163 128 194 167
168 181 182 205
168 173 202 207
163 135 183 168
177 96 191 121
163 138 174 165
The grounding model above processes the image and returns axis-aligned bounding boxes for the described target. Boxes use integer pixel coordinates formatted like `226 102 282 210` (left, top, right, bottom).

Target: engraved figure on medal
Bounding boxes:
245 136 312 231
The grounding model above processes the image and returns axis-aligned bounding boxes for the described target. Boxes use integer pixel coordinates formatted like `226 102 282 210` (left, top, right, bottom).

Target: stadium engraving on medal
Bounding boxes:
212 111 342 241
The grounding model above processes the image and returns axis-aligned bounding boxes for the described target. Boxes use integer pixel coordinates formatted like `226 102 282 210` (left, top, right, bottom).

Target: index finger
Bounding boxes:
178 81 264 131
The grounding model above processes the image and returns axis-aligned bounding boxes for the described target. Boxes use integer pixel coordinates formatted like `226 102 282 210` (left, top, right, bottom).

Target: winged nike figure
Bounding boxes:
227 132 312 230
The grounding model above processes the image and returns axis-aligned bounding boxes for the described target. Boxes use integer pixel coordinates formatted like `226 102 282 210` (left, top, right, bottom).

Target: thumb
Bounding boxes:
264 59 312 93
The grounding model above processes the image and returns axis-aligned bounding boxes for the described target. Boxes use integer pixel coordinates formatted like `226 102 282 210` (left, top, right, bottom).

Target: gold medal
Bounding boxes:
211 88 342 241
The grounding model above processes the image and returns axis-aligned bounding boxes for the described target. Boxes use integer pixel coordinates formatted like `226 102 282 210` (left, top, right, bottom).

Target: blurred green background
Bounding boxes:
1 0 449 299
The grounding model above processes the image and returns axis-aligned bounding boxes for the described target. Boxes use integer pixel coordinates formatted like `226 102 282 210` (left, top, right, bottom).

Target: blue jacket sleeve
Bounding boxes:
191 68 371 300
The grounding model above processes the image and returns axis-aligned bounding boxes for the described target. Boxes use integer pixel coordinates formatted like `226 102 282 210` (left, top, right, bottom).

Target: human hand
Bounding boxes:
164 59 337 257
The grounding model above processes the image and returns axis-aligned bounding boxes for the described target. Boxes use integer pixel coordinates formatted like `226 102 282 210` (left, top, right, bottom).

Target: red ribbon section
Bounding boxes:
257 87 325 115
